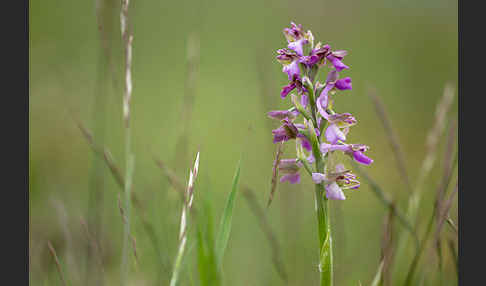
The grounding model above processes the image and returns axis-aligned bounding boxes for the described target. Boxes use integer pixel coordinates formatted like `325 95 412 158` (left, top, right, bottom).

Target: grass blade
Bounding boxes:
196 184 221 286
380 204 395 286
47 241 68 286
169 152 200 286
370 260 384 286
215 160 241 267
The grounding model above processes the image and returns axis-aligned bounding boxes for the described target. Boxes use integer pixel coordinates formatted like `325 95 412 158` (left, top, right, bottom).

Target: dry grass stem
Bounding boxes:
75 119 124 188
243 185 288 282
118 193 140 268
434 119 457 216
154 156 187 200
268 142 284 208
415 83 455 196
80 217 105 275
47 241 67 286
367 87 412 193
381 203 396 286
435 182 458 245
172 33 200 172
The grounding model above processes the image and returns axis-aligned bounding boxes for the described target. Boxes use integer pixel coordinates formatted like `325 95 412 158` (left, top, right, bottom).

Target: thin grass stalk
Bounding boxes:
47 241 68 286
131 192 171 277
154 156 186 201
86 1 116 283
403 174 457 286
447 237 458 279
370 261 384 286
381 203 395 286
169 153 200 286
268 142 284 207
367 87 412 193
76 120 170 278
432 120 457 280
51 199 81 286
80 217 105 276
407 84 455 223
403 212 434 286
436 239 444 285
242 186 288 282
392 84 455 281
403 179 457 286
120 0 135 283
434 183 458 249
433 119 457 227
172 33 200 172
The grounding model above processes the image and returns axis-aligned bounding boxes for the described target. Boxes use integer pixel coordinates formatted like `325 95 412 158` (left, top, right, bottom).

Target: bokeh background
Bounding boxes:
29 0 458 285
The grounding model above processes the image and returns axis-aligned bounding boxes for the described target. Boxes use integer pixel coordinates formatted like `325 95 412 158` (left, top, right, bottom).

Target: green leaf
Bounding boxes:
370 260 384 286
196 196 221 286
215 160 241 268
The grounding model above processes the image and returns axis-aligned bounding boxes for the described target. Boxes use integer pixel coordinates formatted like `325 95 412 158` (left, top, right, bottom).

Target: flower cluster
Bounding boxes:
268 22 373 200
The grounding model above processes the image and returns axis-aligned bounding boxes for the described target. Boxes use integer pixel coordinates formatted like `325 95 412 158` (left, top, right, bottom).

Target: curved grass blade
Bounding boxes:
47 241 68 286
196 185 221 286
215 160 241 268
370 260 384 286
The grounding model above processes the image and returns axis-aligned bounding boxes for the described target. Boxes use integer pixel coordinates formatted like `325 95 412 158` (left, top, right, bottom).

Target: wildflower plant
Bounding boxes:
268 22 373 285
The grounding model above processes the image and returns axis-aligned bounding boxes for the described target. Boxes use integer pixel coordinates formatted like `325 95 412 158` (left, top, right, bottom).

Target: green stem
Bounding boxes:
169 234 188 286
403 212 434 286
315 184 333 286
121 127 134 286
314 148 333 286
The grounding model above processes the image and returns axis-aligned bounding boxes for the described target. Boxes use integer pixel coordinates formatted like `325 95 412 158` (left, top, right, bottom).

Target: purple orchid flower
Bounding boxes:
283 22 309 56
272 117 306 143
325 123 348 144
311 164 360 200
320 143 374 165
268 22 373 203
316 70 353 119
323 113 357 144
300 44 331 67
283 60 301 81
326 49 349 71
280 78 306 98
277 158 302 184
299 135 312 152
267 109 299 120
277 49 301 81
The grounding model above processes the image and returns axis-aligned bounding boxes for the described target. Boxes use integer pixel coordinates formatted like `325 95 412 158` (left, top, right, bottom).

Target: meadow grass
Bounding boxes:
29 2 457 285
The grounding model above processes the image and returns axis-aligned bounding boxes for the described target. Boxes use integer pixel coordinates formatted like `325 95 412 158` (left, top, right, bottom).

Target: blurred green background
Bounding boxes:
29 0 458 285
